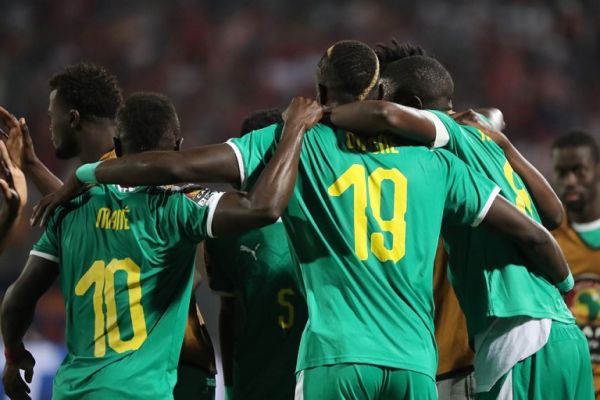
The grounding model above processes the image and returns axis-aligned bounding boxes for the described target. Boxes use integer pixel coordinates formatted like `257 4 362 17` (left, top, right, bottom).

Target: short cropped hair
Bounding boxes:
117 92 180 152
49 62 122 120
317 40 380 100
553 130 599 162
382 55 454 106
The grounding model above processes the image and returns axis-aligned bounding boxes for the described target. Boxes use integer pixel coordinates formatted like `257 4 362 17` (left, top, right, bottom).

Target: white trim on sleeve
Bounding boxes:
206 192 225 238
225 140 245 188
421 110 450 148
30 250 59 263
471 186 501 227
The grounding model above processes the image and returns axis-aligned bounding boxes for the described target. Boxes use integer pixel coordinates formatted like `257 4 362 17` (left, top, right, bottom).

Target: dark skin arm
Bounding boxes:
33 97 322 231
1 256 59 400
331 101 564 229
0 107 62 195
481 194 569 284
329 100 437 144
452 109 563 230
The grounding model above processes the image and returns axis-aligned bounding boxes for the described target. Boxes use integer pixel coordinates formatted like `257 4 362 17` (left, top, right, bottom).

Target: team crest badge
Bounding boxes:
184 187 214 207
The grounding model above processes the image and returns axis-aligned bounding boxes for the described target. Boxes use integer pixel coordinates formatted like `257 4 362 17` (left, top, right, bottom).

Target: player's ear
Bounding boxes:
68 109 80 129
113 137 123 157
408 95 424 110
174 137 183 151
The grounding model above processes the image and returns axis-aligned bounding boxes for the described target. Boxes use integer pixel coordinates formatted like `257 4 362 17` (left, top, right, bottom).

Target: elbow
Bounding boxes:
256 205 282 226
543 209 564 231
378 102 403 129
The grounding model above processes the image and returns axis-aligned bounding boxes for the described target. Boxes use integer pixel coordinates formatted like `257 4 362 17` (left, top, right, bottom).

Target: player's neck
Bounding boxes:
77 121 116 163
569 200 600 224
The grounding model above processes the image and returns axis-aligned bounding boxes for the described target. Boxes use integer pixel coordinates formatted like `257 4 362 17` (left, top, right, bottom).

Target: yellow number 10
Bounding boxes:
328 164 407 263
75 258 147 357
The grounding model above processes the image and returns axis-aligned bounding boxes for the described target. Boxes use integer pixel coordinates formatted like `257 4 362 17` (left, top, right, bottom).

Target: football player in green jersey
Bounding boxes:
1 93 322 399
0 62 222 399
205 108 308 400
327 52 592 399
34 40 572 400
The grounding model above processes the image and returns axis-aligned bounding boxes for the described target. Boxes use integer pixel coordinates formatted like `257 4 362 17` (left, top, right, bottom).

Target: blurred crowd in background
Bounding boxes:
0 0 599 349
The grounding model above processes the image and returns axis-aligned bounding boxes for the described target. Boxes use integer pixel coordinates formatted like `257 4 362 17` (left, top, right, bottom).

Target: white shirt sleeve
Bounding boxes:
420 110 450 148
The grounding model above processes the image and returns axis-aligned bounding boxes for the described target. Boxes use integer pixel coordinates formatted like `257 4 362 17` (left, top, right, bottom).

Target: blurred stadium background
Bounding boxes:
0 0 599 398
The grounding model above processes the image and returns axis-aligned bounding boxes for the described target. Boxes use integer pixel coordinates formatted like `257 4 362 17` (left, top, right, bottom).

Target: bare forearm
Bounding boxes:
483 196 569 283
330 100 436 144
246 120 305 218
95 144 240 186
515 227 570 283
502 142 563 229
25 160 62 196
1 285 35 350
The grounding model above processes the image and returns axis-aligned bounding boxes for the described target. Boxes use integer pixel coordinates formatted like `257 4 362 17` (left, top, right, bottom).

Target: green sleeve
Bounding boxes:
177 187 225 242
437 149 500 227
226 123 282 190
204 238 235 295
31 212 61 263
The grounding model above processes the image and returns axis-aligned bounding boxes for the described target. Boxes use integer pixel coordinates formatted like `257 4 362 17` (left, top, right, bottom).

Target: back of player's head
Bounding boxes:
240 108 283 136
49 62 122 120
552 130 599 163
316 40 380 106
116 92 181 155
382 55 454 111
375 39 427 70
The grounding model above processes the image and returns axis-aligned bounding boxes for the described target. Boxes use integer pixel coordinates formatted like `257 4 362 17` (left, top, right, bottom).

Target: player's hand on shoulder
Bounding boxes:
31 173 84 227
3 346 35 400
452 108 510 149
282 97 323 131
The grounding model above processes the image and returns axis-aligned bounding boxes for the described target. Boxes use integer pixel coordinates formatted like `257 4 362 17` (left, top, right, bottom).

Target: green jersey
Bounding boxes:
205 221 307 400
429 110 574 336
31 184 223 400
228 123 499 379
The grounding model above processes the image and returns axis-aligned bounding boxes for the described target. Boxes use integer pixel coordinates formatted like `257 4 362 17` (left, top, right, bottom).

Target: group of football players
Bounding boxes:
0 38 598 400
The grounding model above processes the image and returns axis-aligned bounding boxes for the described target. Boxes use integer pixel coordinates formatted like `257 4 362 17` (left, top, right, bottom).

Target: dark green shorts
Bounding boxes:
476 321 593 400
173 364 216 400
295 364 436 400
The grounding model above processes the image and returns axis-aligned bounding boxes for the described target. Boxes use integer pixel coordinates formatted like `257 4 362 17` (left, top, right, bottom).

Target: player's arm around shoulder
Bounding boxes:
452 108 564 229
210 97 322 237
1 255 59 399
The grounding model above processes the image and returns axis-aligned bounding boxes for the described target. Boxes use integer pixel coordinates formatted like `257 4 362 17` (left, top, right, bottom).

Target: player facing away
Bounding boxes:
34 40 573 400
328 54 592 398
552 131 600 397
204 109 308 400
0 62 220 399
1 93 323 399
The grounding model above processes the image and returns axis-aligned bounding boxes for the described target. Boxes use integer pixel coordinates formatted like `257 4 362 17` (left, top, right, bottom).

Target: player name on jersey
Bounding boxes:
345 131 399 154
95 207 130 230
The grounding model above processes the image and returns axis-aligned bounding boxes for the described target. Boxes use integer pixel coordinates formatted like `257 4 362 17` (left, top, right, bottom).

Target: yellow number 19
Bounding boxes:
75 258 147 357
328 164 407 263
